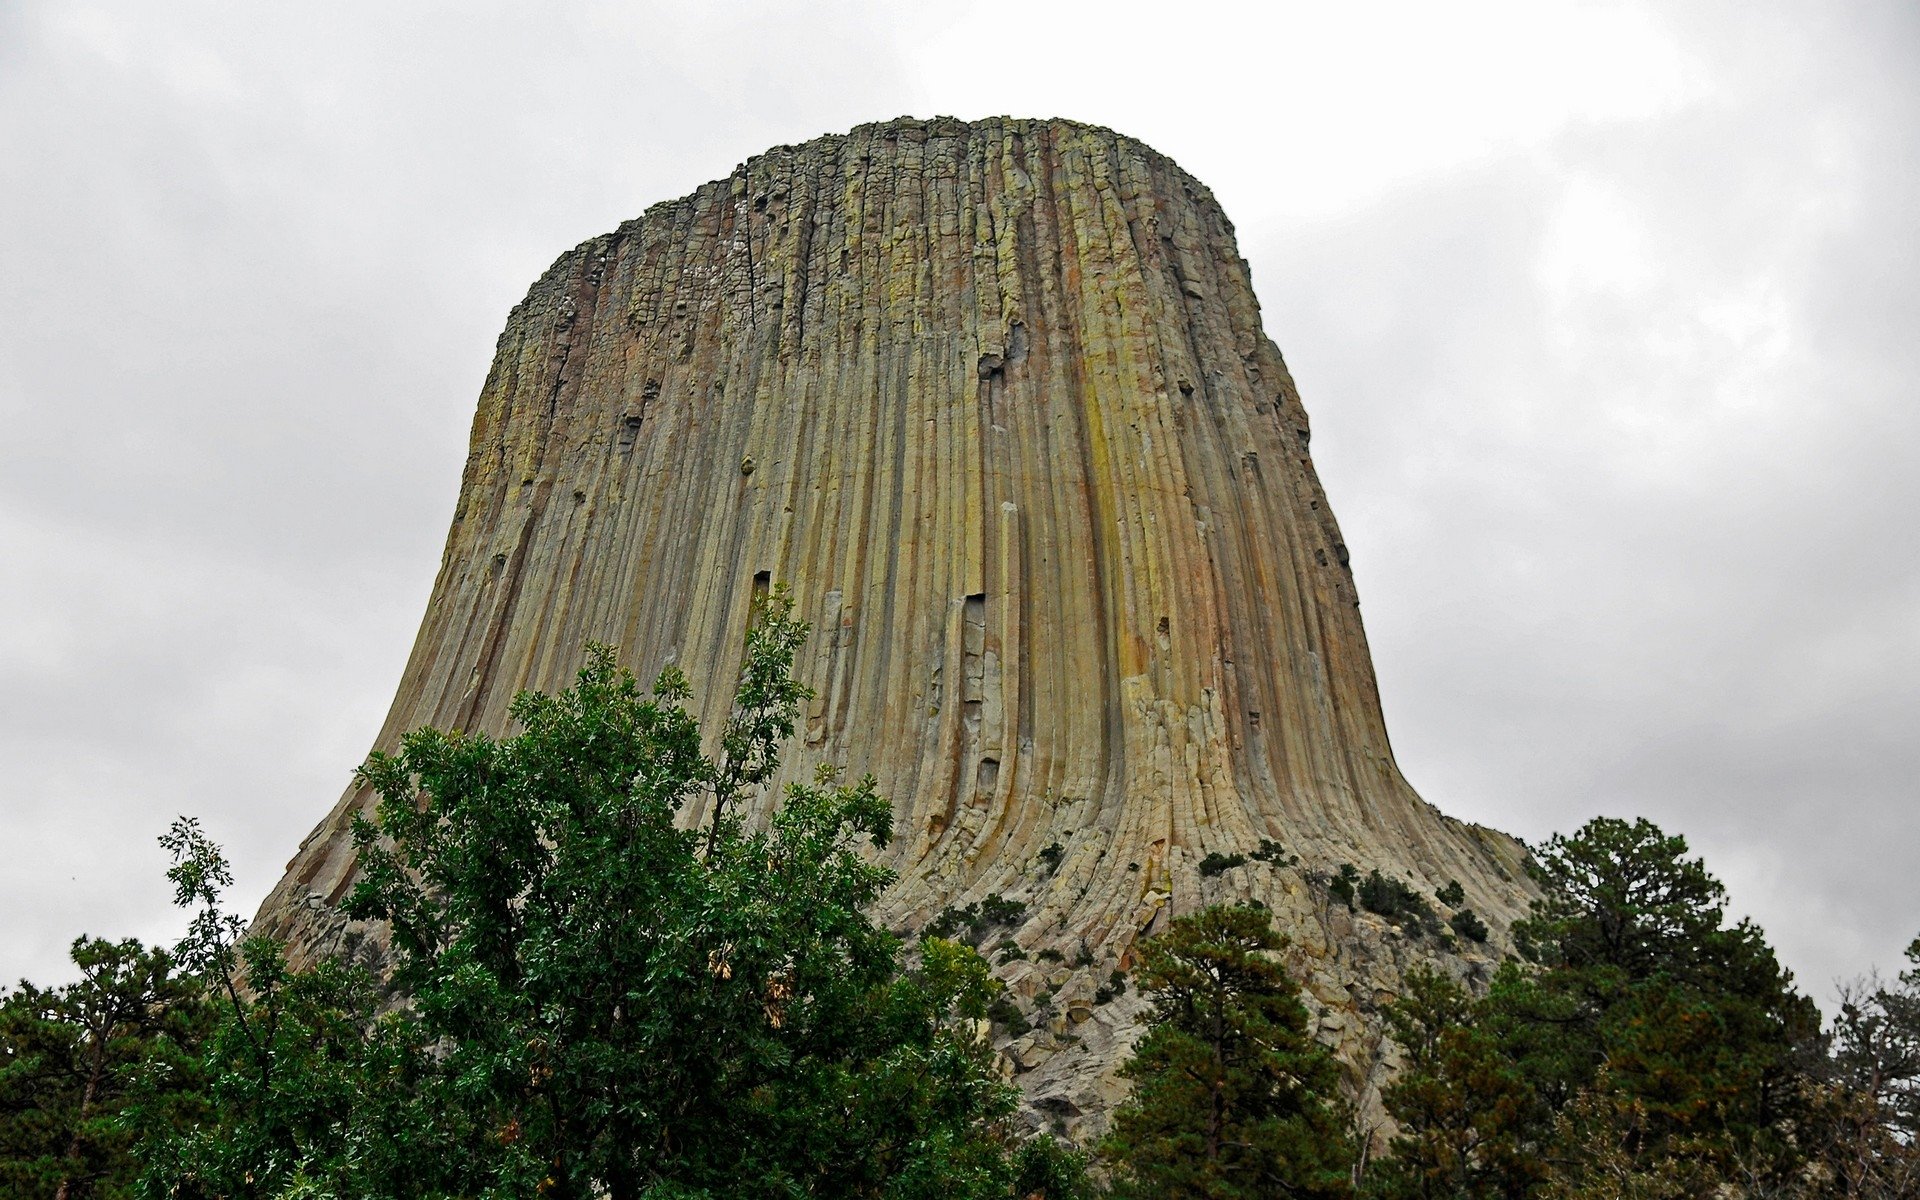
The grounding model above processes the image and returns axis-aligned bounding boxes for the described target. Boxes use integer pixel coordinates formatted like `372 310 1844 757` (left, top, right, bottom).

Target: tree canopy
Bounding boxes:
0 937 206 1200
133 592 1086 1200
9 612 1920 1198
1101 904 1353 1200
1367 816 1836 1197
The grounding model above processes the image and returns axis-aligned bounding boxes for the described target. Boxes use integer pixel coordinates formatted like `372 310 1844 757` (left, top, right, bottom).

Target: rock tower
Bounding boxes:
257 116 1531 1135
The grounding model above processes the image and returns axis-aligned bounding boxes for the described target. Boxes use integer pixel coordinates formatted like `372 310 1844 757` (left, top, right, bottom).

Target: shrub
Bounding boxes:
987 993 1031 1036
1358 869 1442 936
1449 908 1489 943
1254 838 1297 866
1327 863 1361 909
1198 850 1247 877
926 893 1028 945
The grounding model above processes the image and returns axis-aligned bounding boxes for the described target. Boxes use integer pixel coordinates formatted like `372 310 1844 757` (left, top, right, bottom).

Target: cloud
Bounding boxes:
1248 0 1920 1001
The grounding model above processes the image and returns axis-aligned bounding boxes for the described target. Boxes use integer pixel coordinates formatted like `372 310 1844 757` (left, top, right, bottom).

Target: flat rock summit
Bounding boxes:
257 115 1532 1136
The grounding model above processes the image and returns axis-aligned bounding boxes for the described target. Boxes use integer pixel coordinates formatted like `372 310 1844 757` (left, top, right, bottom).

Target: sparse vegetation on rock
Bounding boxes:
1197 851 1247 877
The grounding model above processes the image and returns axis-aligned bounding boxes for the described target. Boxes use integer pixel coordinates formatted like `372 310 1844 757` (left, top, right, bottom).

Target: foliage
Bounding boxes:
1516 817 1733 984
1037 843 1066 873
1447 909 1489 944
1808 934 1920 1194
1435 880 1466 909
1366 816 1826 1197
1356 872 1440 937
139 819 449 1199
138 592 1084 1200
986 993 1032 1037
1199 840 1293 879
1533 1087 1724 1200
1366 967 1546 1200
1012 1138 1099 1200
1198 852 1246 878
0 937 208 1200
1102 904 1353 1199
925 895 1028 946
1827 935 1920 1140
1252 840 1295 867
1326 864 1361 911
1790 1076 1920 1198
1512 817 1819 1154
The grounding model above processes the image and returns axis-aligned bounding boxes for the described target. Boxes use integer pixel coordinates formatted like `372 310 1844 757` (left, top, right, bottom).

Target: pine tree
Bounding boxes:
1102 904 1353 1199
1367 817 1825 1197
1367 966 1543 1199
1512 817 1818 1159
0 937 207 1200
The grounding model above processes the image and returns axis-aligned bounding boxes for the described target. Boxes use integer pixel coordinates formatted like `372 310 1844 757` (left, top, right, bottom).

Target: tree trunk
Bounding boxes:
54 1020 109 1200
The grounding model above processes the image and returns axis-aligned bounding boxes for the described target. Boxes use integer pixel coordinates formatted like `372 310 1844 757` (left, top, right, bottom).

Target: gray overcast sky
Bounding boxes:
2 0 1914 1005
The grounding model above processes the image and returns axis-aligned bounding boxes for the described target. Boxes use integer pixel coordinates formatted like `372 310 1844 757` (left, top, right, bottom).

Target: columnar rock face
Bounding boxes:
256 115 1530 1134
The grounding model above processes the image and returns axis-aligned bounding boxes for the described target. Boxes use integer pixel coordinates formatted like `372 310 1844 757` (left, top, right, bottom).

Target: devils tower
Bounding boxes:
256 115 1531 1133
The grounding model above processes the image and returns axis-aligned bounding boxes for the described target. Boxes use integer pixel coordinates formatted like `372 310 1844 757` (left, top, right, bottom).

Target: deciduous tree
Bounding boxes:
142 591 1082 1200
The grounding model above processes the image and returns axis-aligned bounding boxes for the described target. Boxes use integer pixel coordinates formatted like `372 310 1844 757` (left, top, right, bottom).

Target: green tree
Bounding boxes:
143 590 1083 1199
0 937 207 1200
1515 817 1731 985
1102 904 1353 1199
1366 967 1543 1200
1367 817 1823 1197
137 817 448 1199
1805 933 1920 1195
1512 817 1818 1159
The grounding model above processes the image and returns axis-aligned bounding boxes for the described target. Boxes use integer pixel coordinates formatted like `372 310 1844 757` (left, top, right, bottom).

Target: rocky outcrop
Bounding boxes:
255 115 1531 1138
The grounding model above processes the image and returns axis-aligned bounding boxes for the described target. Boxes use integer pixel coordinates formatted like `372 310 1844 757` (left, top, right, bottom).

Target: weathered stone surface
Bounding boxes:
254 115 1531 1138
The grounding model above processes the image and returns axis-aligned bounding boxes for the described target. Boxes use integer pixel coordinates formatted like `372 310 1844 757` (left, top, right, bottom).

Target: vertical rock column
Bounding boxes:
255 115 1531 1133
